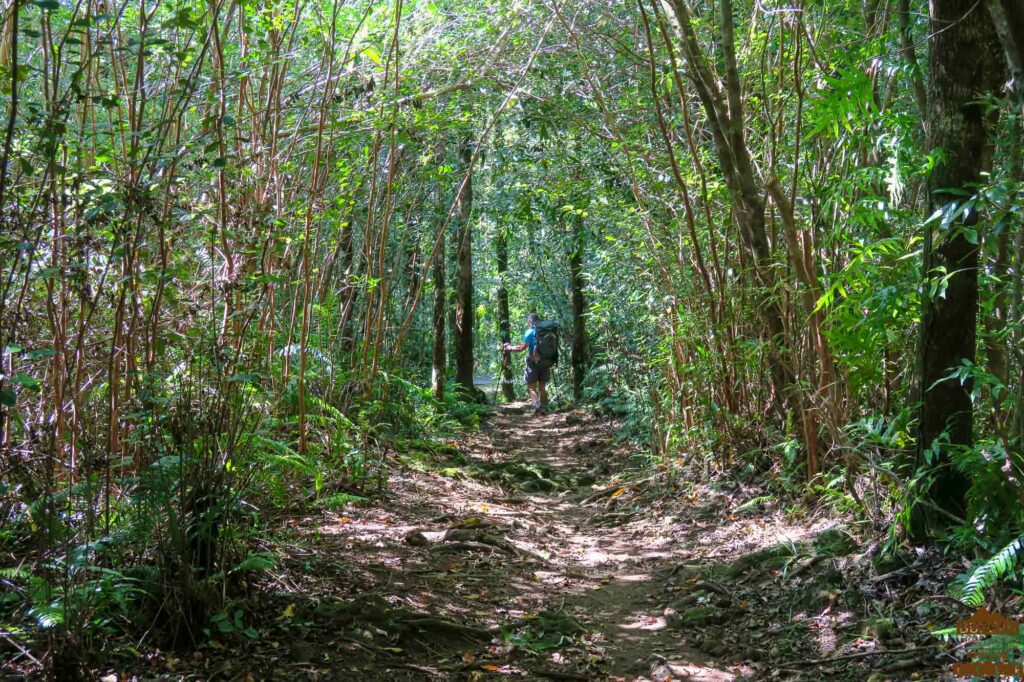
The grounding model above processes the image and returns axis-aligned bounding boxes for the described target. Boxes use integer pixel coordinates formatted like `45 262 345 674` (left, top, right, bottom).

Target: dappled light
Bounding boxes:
2 0 1023 679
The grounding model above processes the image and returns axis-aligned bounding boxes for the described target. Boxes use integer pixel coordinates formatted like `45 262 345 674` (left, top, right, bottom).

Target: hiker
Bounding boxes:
503 312 559 416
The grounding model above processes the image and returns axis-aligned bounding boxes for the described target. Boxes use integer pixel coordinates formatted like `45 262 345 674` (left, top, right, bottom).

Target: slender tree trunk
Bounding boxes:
431 224 446 401
664 0 796 423
986 230 1010 402
988 0 1024 111
453 139 475 395
914 0 1005 533
1014 206 1024 449
569 215 588 402
496 224 515 402
899 0 928 116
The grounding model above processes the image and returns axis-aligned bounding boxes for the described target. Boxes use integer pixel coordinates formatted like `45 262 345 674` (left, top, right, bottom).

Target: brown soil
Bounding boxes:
113 403 968 681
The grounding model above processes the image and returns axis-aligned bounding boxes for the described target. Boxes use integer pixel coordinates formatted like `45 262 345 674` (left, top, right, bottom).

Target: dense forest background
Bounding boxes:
2 0 1024 677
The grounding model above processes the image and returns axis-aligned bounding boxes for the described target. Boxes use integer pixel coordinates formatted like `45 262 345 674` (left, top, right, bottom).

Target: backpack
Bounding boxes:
533 320 560 369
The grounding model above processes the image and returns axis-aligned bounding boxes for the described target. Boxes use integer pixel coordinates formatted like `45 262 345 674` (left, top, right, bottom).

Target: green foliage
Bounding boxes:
1 0 1024 672
957 536 1024 606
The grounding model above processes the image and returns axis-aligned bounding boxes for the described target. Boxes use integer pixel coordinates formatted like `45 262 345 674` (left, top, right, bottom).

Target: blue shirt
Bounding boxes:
524 327 536 355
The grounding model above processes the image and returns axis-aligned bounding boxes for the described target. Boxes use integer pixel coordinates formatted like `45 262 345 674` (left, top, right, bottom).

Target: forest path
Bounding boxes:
155 403 954 681
249 404 752 681
438 402 748 681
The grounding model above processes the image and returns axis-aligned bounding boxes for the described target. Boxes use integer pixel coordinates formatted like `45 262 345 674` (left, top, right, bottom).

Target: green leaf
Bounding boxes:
362 47 382 65
960 536 1024 606
11 373 39 390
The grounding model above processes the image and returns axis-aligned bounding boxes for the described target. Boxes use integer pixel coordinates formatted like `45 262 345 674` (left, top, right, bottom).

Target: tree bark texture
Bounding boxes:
569 215 588 402
915 0 1005 529
454 140 475 394
431 225 446 401
496 225 515 402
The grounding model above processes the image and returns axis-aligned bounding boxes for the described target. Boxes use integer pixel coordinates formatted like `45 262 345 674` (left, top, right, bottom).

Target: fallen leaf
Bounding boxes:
610 488 626 499
281 604 296 619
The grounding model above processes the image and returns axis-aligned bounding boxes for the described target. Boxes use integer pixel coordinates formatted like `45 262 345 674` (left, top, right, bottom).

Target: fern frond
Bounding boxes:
308 396 356 430
961 535 1024 606
231 552 277 573
251 436 316 476
0 566 30 580
28 603 64 629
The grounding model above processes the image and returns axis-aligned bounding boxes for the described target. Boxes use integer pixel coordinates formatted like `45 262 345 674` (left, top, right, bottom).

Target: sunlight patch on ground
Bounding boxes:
619 614 667 630
617 572 652 583
665 660 746 680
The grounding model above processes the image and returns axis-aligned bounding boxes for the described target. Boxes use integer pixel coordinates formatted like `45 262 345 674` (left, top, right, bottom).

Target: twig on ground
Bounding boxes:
795 643 941 665
908 595 973 610
0 630 40 666
525 668 592 680
430 541 505 554
401 616 491 639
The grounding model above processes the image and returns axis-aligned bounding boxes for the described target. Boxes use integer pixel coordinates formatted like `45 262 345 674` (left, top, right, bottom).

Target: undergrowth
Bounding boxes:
0 348 488 675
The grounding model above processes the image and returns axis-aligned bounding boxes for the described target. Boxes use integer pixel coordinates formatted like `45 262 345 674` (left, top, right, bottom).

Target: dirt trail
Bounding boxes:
121 402 960 681
456 404 747 681
169 399 961 682
233 403 752 681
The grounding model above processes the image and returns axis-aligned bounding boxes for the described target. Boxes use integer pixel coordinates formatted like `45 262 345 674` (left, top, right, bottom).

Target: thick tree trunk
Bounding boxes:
431 226 446 401
453 140 475 395
1009 121 1024 449
914 0 1005 532
569 215 588 402
496 225 515 402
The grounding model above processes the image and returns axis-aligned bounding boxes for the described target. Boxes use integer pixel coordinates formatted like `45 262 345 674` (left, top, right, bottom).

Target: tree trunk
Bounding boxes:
338 217 359 353
899 0 928 116
496 224 515 402
569 215 588 402
453 140 475 395
665 0 796 422
1007 120 1024 450
986 230 1010 404
431 225 446 401
914 0 1005 533
988 0 1024 111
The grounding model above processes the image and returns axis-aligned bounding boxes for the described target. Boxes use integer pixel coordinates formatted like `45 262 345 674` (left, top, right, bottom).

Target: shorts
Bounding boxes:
524 358 550 385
